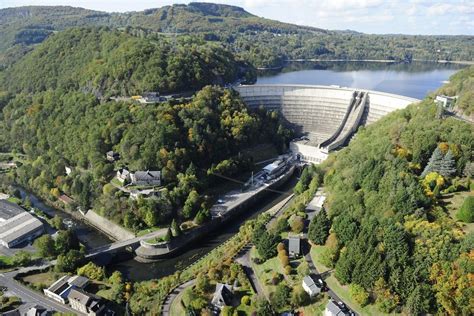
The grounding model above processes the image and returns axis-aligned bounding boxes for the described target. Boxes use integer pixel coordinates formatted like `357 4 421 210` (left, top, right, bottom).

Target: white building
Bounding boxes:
116 169 130 183
43 275 89 304
324 300 351 316
0 200 44 248
435 95 457 109
302 275 321 297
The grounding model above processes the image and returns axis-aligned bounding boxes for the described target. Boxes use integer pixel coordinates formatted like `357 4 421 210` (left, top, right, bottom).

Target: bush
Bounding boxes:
349 283 370 306
284 265 292 275
277 242 285 252
456 196 474 223
290 216 304 233
241 295 251 306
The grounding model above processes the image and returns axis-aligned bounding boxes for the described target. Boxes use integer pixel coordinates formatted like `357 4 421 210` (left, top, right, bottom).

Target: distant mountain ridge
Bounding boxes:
0 3 473 68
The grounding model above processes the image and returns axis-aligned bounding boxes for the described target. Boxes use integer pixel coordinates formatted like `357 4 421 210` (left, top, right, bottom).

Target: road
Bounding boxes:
0 273 83 314
161 279 196 316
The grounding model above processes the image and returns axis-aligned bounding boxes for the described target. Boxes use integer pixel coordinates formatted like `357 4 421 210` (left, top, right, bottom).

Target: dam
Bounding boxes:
236 85 419 163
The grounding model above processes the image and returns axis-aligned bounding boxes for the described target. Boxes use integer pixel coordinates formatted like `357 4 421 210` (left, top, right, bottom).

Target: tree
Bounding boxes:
33 235 55 258
349 283 369 306
438 150 456 178
55 230 78 255
254 297 275 316
195 273 211 294
51 215 64 230
183 190 200 219
55 249 84 272
271 283 290 309
171 219 182 237
194 209 209 225
291 285 310 307
12 251 32 267
290 216 304 233
406 283 433 315
241 295 250 306
456 196 474 223
164 227 172 242
297 260 310 276
421 147 444 177
109 271 123 285
77 262 105 281
255 231 279 261
308 209 330 245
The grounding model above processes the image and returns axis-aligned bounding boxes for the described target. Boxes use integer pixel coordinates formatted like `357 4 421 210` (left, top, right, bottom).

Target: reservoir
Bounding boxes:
257 61 465 99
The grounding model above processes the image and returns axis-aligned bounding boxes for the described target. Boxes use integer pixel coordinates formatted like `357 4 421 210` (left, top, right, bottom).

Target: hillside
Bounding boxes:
437 66 474 116
0 27 254 96
320 68 474 314
1 3 473 68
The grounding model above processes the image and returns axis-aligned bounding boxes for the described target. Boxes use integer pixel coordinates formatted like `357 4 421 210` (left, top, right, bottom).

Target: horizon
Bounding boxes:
1 0 473 36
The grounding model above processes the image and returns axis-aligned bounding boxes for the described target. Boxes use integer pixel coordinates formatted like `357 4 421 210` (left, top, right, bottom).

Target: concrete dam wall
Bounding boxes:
236 85 419 163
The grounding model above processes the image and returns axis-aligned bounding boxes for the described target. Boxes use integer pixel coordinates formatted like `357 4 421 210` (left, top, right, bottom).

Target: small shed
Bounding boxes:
288 235 301 257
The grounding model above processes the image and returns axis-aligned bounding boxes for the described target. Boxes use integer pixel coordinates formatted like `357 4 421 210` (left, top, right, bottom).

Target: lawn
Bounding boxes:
250 247 282 298
136 225 166 237
22 271 66 290
298 293 329 316
443 190 474 234
310 245 331 274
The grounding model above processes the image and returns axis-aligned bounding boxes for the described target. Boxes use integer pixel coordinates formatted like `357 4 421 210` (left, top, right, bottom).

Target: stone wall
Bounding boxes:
83 210 135 241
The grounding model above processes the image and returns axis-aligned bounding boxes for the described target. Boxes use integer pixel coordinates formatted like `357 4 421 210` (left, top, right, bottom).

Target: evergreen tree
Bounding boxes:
164 227 172 242
171 218 182 237
308 209 330 245
438 149 456 178
421 147 444 177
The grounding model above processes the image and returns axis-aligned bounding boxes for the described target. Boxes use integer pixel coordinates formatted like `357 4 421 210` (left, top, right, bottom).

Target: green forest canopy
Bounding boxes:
321 77 473 314
1 3 473 68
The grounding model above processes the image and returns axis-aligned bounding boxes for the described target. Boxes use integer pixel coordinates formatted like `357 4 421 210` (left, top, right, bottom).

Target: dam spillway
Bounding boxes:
235 85 419 163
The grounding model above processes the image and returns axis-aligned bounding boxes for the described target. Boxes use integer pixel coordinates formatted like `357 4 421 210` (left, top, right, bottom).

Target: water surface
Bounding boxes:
257 61 465 99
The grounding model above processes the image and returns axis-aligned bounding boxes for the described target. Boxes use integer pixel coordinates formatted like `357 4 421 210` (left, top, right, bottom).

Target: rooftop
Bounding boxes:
0 211 43 244
0 200 24 221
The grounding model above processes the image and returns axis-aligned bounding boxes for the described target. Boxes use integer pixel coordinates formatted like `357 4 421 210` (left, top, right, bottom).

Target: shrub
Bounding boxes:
280 255 289 267
277 242 285 252
284 265 292 275
456 196 474 223
290 216 304 233
349 283 370 306
241 295 251 306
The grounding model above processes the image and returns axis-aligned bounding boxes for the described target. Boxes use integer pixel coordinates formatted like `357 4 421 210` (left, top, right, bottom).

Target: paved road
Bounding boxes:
0 273 83 314
234 244 266 299
161 279 196 316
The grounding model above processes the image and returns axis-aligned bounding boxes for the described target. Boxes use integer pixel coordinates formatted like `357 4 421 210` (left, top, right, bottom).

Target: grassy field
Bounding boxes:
443 190 474 233
310 246 331 274
298 293 329 316
22 271 66 289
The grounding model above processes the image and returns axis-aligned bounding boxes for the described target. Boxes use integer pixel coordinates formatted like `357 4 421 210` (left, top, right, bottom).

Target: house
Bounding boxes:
106 151 120 162
211 283 234 310
130 170 161 186
116 169 130 183
302 275 321 297
58 194 74 205
65 166 72 176
25 305 49 316
43 275 89 304
324 300 351 316
435 95 457 109
288 235 301 257
68 288 105 316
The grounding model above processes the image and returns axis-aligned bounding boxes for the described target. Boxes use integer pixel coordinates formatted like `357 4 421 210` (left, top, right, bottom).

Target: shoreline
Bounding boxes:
259 59 474 68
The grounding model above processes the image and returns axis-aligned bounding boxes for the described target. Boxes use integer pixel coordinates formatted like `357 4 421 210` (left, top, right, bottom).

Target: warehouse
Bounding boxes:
0 200 44 248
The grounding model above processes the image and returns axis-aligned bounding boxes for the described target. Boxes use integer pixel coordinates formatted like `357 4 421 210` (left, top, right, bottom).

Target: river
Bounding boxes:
257 61 465 99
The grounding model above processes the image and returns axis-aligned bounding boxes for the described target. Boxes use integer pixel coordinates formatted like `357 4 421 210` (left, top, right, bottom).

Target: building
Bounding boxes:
65 166 72 176
106 151 120 162
58 194 74 205
43 275 89 304
324 300 351 316
68 288 105 316
288 235 301 257
116 169 130 183
435 95 457 109
302 275 321 297
25 305 49 316
130 171 161 186
0 200 44 248
211 283 234 310
138 92 161 104
306 193 326 213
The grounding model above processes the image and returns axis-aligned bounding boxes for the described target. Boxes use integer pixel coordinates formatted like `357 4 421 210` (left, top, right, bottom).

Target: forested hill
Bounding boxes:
437 66 474 116
1 3 473 68
0 27 254 96
320 67 474 314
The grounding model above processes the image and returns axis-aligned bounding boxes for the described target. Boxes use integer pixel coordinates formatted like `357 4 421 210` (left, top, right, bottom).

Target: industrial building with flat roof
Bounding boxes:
0 200 44 248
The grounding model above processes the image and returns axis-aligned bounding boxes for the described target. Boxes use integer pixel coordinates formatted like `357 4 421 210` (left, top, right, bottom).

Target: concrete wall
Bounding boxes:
83 210 135 241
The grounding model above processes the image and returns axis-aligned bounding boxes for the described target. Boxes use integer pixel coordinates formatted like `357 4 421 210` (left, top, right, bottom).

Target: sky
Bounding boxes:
2 0 474 35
